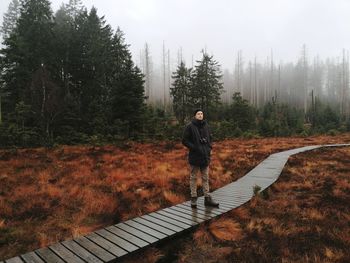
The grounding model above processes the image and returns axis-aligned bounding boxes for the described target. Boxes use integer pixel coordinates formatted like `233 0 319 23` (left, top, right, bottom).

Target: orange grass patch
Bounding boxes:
1 133 350 260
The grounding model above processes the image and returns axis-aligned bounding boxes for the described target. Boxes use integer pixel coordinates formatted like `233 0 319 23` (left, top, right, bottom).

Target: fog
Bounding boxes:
1 0 350 109
1 0 350 67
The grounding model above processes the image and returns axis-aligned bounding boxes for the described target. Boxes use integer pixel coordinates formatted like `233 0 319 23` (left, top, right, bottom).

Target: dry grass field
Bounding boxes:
1 133 350 261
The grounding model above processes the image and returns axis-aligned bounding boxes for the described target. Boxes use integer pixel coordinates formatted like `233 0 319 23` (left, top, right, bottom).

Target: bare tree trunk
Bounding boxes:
249 61 252 103
254 56 258 108
168 49 171 104
302 44 308 114
144 43 151 103
162 41 166 110
0 95 2 125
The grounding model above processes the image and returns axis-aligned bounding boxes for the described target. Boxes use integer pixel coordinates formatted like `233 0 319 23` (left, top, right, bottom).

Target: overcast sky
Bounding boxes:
1 0 350 69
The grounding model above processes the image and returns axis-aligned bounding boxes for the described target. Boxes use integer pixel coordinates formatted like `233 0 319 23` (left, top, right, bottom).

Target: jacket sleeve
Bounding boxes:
208 126 213 149
182 125 196 151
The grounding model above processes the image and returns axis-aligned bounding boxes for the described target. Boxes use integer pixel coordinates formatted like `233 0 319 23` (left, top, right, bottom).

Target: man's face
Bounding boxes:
195 111 204 120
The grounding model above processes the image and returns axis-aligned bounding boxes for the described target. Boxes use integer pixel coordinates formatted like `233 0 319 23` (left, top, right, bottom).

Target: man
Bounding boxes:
182 109 219 208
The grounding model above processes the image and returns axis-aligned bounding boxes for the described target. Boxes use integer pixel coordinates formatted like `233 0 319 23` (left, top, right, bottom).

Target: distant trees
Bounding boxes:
0 0 146 146
0 0 21 40
229 92 256 131
190 52 224 117
170 61 192 124
170 52 223 123
0 0 349 147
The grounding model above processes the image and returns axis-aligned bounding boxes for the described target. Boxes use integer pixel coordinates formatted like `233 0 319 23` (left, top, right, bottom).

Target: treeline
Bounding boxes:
170 55 348 138
0 0 348 148
0 0 148 147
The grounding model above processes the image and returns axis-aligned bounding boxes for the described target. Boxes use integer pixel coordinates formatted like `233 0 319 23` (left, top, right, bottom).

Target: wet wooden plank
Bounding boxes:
212 190 253 198
148 212 192 229
74 236 115 262
169 206 212 220
105 225 149 248
115 223 159 244
169 205 212 220
210 195 247 204
95 229 138 253
141 214 186 232
4 257 24 263
181 202 226 215
86 232 128 257
62 239 103 263
177 203 221 217
49 243 85 263
20 252 45 263
35 247 65 263
183 202 229 214
132 217 176 236
156 210 200 225
124 220 167 239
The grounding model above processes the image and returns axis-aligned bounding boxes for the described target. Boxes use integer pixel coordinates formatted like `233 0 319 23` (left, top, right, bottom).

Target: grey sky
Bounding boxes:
1 0 350 69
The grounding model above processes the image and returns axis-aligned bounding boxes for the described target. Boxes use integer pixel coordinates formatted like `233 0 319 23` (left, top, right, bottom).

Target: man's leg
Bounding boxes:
201 165 219 207
200 166 210 197
190 165 198 207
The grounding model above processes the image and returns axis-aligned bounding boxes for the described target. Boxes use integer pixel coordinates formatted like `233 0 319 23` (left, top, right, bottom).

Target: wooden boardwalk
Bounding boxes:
2 143 349 263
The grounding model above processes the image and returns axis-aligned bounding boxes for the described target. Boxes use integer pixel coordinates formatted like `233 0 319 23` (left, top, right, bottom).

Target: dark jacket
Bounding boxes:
182 119 213 167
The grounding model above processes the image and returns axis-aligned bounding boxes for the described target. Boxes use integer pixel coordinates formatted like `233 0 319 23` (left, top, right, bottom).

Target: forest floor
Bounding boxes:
0 133 350 261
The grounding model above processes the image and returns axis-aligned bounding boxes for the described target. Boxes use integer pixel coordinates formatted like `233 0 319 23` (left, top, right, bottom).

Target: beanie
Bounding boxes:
193 108 203 116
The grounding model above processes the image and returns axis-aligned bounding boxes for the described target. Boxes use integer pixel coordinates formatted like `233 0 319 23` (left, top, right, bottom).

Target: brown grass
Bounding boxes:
0 133 350 260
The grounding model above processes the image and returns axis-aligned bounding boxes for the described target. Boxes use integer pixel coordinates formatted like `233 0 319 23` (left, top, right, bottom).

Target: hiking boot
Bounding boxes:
204 195 219 207
191 197 197 208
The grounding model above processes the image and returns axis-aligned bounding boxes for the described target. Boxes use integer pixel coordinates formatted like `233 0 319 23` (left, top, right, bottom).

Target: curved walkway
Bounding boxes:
2 143 350 263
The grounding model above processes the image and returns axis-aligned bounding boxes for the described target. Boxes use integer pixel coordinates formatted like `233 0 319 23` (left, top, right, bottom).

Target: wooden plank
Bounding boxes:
86 232 127 257
4 257 24 263
148 212 192 229
202 198 237 207
115 223 158 244
124 220 167 239
212 194 251 203
21 252 45 263
132 217 176 236
178 203 221 215
49 243 85 263
184 201 227 213
209 196 245 204
95 229 138 253
105 226 149 248
162 207 204 223
62 240 103 263
141 214 186 232
212 191 253 199
177 204 221 217
35 247 65 263
169 206 212 220
168 206 211 221
75 236 115 263
156 210 200 225
183 202 229 214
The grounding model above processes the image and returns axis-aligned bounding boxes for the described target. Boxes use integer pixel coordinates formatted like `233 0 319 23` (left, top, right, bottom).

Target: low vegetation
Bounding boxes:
0 133 349 260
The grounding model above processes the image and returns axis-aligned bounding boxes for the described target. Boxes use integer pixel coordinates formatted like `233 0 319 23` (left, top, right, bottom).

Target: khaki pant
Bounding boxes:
190 165 210 198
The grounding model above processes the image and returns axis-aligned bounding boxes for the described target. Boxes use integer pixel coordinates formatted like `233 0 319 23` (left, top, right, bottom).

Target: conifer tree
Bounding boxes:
190 51 224 118
170 61 192 124
109 28 145 138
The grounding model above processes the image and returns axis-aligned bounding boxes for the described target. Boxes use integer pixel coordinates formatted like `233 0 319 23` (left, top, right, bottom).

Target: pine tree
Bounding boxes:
0 0 21 41
1 0 55 122
229 92 255 131
109 28 146 138
170 61 192 124
190 51 224 118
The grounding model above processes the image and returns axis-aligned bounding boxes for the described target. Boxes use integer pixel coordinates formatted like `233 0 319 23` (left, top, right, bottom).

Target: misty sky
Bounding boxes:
1 0 350 69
